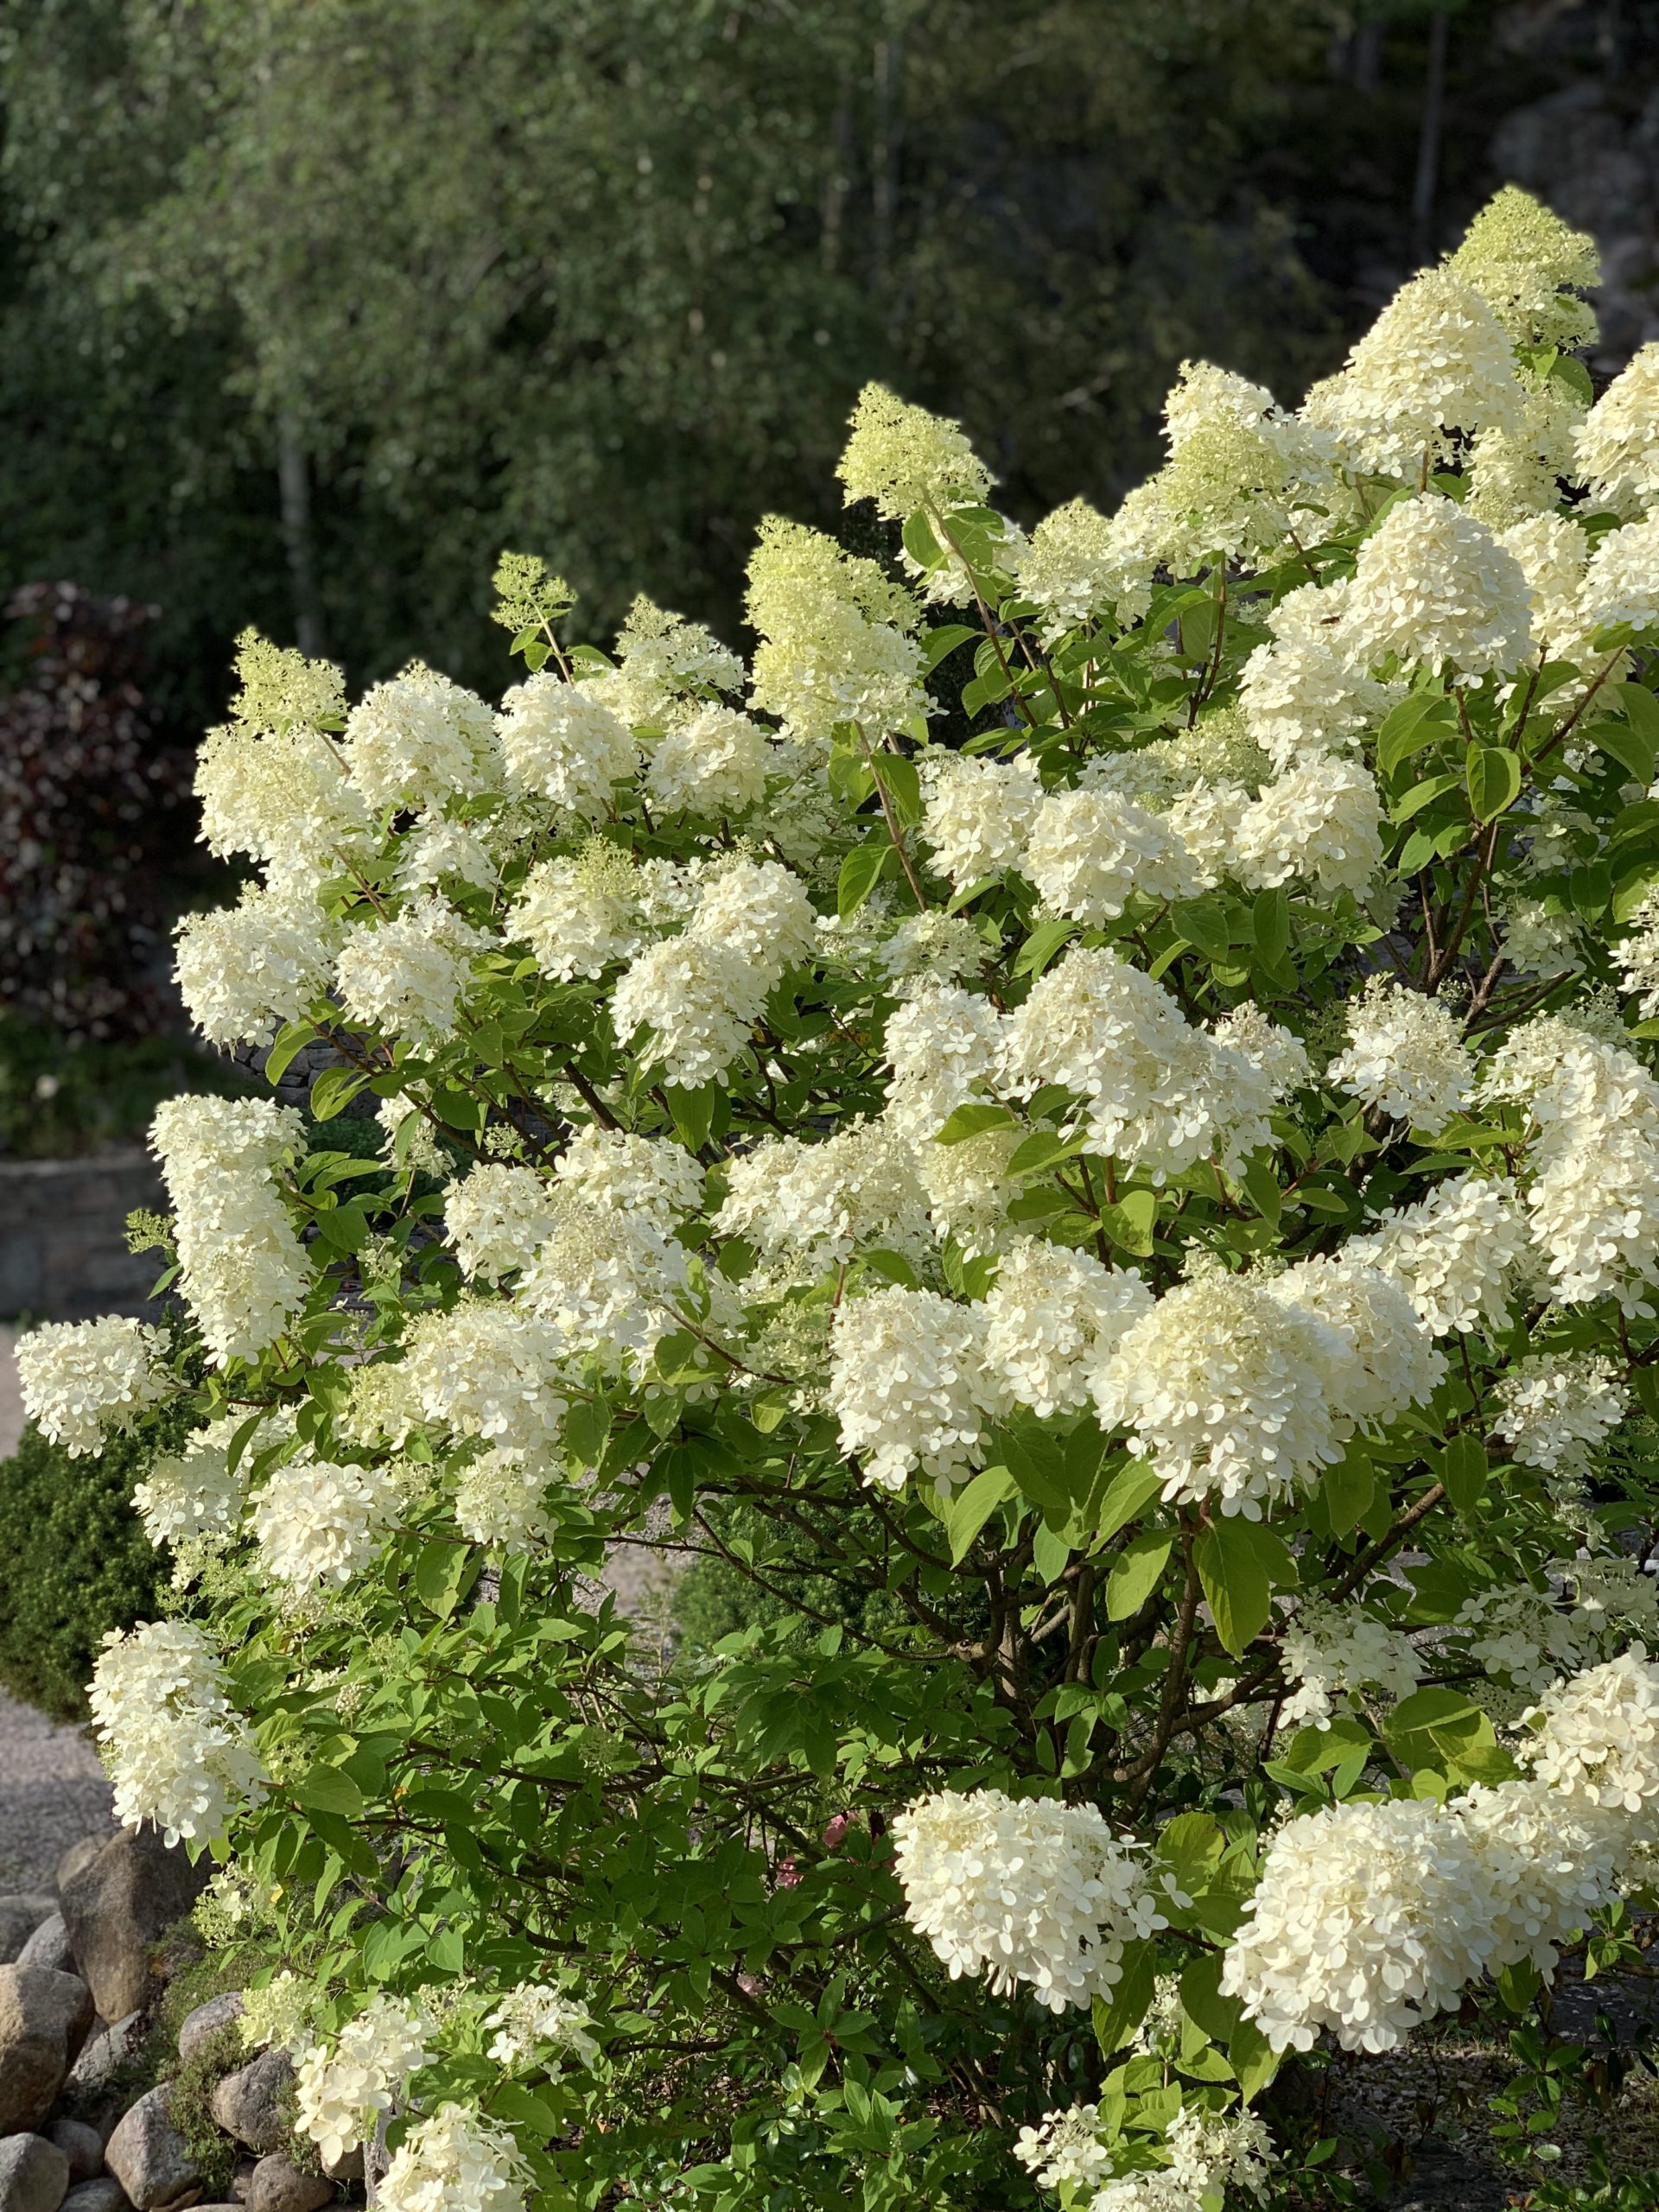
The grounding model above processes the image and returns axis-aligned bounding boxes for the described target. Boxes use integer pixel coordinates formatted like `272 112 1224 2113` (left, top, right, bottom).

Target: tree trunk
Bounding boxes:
276 409 326 658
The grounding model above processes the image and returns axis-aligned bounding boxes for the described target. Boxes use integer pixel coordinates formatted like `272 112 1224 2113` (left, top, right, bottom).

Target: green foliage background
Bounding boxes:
0 1412 176 1719
0 0 1593 728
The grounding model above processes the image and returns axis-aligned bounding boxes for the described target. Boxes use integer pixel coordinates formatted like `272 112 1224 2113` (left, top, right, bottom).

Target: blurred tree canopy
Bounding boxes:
2 0 1637 721
0 0 1338 707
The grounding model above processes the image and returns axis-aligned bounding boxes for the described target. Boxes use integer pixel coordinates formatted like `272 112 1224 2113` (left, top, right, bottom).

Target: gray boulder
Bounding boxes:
60 2013 141 2102
245 2160 327 2212
0 1904 59 1967
175 1995 244 2069
102 2092 198 2212
60 2183 128 2212
16 1921 73 1977
53 1845 106 1898
318 2151 359 2188
0 1969 97 2134
0 2136 70 2212
208 2053 294 2156
44 2126 100 2187
60 1833 208 2024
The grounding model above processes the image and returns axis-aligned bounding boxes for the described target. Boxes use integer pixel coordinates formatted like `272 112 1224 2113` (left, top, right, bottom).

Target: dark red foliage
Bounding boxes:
0 582 197 1039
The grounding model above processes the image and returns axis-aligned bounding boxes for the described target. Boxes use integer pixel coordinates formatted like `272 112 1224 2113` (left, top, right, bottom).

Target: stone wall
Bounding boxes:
0 1154 166 1324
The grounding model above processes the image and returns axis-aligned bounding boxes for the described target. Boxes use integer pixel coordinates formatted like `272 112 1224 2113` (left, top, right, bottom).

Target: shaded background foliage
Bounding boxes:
0 0 1657 1065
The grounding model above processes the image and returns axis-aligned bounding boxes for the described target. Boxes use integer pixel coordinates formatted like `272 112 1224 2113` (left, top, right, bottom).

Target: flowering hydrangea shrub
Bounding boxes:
27 188 1659 2207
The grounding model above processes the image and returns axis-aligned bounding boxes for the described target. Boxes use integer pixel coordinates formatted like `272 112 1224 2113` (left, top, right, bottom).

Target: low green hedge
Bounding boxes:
0 1409 176 1719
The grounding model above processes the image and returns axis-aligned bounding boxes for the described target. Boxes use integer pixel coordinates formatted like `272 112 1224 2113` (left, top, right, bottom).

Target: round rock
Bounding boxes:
44 2126 100 2188
175 1993 244 2069
0 1903 60 1968
246 2158 329 2212
60 1834 208 2026
60 2183 128 2212
102 2090 200 2212
207 2052 294 2157
0 2134 71 2212
16 1921 73 1978
0 1968 97 2135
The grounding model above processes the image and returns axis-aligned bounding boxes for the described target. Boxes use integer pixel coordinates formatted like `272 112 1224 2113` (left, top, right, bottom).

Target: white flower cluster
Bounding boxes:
1576 343 1659 518
1093 2107 1274 2212
1484 1015 1659 1313
248 1452 406 1604
1221 1775 1625 2053
837 381 994 522
921 752 1042 886
1494 1351 1627 1480
1022 787 1204 922
1278 1599 1424 1731
1522 1648 1659 1814
445 1166 558 1283
746 516 925 745
1012 2104 1116 2193
377 2104 529 2212
175 880 338 1047
718 1117 926 1273
150 1096 312 1367
829 1287 1004 1493
335 893 486 1044
402 1302 568 1460
893 1788 1165 2012
1092 1256 1438 1517
1349 1173 1526 1336
1302 269 1520 480
497 674 637 816
238 1969 315 2056
131 1418 247 1575
344 664 499 813
999 947 1286 1183
16 1315 169 1457
88 1621 266 1845
1343 493 1534 679
483 1982 599 2076
611 855 816 1087
1325 977 1473 1136
296 1993 430 2165
982 1239 1152 1419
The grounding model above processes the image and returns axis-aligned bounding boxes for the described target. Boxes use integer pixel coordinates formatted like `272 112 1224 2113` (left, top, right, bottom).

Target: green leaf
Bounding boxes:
1179 1953 1242 2047
1229 2016 1281 2105
1618 680 1659 760
1467 744 1522 822
1251 887 1288 966
1322 1446 1375 1538
1241 1154 1281 1225
921 623 979 672
1005 1130 1086 1178
1196 1521 1271 1657
1596 709 1656 786
1171 899 1231 963
947 1465 1016 1566
1105 1529 1173 1620
663 1083 719 1152
309 1066 371 1122
1388 1686 1516 1784
1091 1939 1159 2058
413 1538 474 1617
934 1101 1018 1144
1013 917 1078 978
294 1764 365 1820
1570 861 1611 919
564 1395 612 1469
838 840 893 920
1439 1432 1488 1518
1096 1461 1160 1542
265 1020 320 1085
1100 1188 1157 1256
1376 692 1456 777
901 509 944 569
